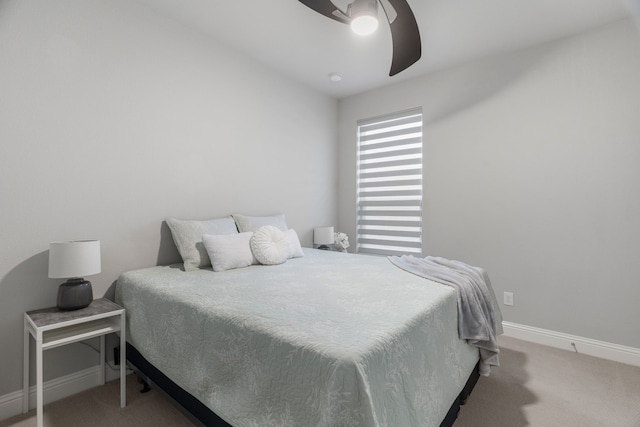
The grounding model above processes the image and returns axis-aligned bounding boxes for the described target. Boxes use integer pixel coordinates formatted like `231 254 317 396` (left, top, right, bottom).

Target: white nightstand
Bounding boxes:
23 298 126 427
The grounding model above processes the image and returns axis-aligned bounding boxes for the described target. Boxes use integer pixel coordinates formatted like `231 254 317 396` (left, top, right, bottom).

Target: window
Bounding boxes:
356 108 423 256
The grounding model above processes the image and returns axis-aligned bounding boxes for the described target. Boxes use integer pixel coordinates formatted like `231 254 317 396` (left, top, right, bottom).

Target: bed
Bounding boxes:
115 245 499 427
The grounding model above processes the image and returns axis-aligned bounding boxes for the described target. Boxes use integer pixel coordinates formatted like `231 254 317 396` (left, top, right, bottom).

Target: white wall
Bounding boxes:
0 0 337 398
338 19 640 349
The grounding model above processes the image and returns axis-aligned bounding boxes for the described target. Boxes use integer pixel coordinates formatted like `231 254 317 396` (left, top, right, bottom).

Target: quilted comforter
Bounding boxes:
115 249 479 427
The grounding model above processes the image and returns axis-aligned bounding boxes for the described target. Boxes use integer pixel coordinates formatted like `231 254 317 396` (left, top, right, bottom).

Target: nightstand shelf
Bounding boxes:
23 298 126 427
38 318 121 349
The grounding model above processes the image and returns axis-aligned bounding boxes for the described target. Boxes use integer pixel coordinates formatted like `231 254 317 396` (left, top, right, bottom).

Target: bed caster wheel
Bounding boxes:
137 375 151 393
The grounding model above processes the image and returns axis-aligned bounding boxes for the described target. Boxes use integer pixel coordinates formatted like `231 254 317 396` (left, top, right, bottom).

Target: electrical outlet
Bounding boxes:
503 292 514 306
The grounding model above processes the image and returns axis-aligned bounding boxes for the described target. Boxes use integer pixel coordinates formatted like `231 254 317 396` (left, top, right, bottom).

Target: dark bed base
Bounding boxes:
126 343 480 427
440 363 480 426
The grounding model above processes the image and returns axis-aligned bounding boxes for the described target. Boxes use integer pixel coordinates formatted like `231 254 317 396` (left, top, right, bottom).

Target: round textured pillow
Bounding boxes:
250 225 290 265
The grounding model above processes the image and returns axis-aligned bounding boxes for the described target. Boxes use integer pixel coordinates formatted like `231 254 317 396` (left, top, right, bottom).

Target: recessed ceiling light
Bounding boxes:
328 72 342 83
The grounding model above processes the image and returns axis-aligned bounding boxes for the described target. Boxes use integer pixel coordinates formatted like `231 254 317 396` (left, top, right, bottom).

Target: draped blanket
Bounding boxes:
388 255 503 375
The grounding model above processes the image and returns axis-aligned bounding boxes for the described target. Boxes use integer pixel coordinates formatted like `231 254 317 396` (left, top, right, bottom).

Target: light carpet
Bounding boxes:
2 336 639 426
456 336 640 427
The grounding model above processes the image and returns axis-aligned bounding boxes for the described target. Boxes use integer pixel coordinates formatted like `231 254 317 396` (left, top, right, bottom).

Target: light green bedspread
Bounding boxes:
115 249 479 427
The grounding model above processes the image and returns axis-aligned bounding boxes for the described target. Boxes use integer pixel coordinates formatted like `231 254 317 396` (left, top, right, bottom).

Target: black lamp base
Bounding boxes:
57 278 93 311
317 245 331 250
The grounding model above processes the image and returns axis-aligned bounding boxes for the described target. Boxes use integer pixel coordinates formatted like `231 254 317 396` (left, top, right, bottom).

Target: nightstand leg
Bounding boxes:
99 335 106 385
120 311 126 408
23 323 29 413
36 339 43 427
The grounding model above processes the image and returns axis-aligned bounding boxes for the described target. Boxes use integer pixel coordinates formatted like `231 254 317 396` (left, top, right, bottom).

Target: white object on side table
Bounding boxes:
23 298 126 427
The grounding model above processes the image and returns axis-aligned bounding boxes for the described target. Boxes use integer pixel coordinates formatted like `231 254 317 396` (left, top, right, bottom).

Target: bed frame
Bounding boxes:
126 343 480 427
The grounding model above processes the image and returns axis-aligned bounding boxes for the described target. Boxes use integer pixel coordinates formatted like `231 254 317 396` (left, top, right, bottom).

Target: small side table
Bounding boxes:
23 298 126 427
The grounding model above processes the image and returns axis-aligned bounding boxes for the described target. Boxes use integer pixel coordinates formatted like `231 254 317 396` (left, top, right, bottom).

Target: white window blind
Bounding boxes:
356 108 423 256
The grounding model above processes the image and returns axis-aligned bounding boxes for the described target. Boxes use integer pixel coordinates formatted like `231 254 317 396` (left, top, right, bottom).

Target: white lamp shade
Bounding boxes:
48 240 101 279
314 227 335 245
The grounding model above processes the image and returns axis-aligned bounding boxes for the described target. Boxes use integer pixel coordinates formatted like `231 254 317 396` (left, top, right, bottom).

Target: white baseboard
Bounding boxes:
502 321 640 367
0 362 131 422
0 366 102 422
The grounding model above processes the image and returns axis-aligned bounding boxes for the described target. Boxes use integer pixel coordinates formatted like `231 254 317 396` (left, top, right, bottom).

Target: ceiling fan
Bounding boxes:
298 0 422 76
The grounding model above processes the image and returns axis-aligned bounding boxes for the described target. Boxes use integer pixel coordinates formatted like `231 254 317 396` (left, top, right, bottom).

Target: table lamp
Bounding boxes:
48 240 101 310
314 226 334 250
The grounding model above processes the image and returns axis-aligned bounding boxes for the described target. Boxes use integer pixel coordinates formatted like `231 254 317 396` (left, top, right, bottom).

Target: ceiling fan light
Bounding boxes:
348 0 379 36
350 15 378 35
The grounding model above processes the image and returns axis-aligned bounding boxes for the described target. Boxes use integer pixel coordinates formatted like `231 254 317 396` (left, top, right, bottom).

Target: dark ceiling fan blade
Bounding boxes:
380 0 421 76
298 0 350 24
298 0 421 76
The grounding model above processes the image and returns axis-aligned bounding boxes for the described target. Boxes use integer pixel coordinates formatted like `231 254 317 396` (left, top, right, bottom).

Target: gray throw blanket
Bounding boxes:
388 255 503 376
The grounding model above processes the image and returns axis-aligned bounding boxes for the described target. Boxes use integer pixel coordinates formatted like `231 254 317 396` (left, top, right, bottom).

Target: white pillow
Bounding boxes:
285 229 304 258
250 226 289 265
232 213 288 232
202 232 258 272
166 217 238 271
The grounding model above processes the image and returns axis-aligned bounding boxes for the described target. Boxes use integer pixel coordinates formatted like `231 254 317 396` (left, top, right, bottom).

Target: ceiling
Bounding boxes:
133 0 636 99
